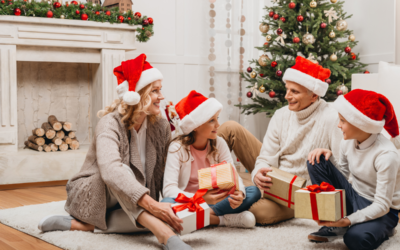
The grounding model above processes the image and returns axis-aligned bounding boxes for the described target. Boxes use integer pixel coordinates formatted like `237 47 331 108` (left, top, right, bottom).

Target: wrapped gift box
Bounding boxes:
171 201 210 235
198 162 239 192
263 167 306 209
295 189 346 221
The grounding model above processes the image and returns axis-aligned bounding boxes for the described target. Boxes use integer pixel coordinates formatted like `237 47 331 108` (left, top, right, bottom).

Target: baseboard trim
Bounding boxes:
0 180 68 190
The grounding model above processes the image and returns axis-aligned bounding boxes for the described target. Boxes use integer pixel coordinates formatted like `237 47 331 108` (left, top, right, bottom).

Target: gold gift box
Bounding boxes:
263 167 306 209
198 163 239 191
295 189 347 222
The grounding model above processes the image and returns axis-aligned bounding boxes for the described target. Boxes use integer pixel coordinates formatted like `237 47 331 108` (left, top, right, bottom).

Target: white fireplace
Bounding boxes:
0 16 138 185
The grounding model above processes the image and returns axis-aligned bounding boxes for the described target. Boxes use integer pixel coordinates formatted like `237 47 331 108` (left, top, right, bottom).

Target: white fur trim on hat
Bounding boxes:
116 80 129 99
136 68 163 93
282 68 328 97
179 98 223 134
123 91 141 105
333 95 385 134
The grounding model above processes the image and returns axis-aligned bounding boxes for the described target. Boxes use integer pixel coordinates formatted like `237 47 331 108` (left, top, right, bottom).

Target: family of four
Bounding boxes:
38 54 400 250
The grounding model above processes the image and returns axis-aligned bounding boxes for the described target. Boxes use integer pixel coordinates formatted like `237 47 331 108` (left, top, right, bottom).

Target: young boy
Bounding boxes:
306 89 400 250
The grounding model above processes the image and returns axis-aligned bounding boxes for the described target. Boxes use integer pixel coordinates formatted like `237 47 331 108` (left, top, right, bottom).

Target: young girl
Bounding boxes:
307 89 400 250
163 90 261 228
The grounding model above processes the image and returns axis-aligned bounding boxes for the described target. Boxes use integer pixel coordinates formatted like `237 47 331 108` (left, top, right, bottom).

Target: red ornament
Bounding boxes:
134 12 141 18
247 92 253 98
71 0 78 5
105 10 111 16
269 91 276 98
148 17 153 24
95 11 100 15
276 70 283 77
14 8 21 16
66 2 69 7
7 1 11 5
46 10 53 18
75 10 80 15
297 15 304 22
288 2 296 9
345 46 351 54
79 4 85 9
337 90 343 96
269 11 274 17
1 0 5 3
320 22 327 29
350 52 356 60
364 70 370 74
143 19 149 26
280 17 286 23
259 73 264 77
128 17 131 20
276 28 283 35
247 67 253 73
293 37 300 43
81 13 88 20
53 2 61 8
273 14 279 20
325 79 332 85
271 61 278 68
118 15 124 23
264 42 270 47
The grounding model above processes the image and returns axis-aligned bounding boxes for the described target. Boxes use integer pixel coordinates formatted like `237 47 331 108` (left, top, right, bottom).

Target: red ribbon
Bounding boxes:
303 182 344 220
172 189 208 230
264 175 298 208
210 161 237 195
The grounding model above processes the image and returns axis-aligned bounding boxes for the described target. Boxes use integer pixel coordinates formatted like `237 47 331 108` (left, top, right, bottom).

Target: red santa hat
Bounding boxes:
175 90 223 135
113 54 163 105
333 89 400 149
282 56 331 97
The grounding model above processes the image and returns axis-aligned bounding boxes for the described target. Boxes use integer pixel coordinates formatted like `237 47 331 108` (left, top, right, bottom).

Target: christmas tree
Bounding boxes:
239 0 367 117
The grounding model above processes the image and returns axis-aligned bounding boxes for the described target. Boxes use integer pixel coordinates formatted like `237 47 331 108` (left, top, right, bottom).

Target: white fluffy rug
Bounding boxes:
0 201 399 250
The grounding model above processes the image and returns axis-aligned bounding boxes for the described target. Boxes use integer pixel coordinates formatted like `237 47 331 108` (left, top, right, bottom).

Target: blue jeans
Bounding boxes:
307 156 399 250
161 186 261 216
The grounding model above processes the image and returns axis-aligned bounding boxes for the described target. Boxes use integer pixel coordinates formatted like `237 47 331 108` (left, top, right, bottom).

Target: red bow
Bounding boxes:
305 182 335 193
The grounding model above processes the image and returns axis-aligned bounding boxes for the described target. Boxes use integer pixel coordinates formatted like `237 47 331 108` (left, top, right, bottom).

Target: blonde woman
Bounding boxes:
38 54 192 250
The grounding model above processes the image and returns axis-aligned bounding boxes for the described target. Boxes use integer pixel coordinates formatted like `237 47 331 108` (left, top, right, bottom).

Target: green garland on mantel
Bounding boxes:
0 0 154 42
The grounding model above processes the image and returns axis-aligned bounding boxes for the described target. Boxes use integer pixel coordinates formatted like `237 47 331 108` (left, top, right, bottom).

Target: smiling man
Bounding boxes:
217 56 343 225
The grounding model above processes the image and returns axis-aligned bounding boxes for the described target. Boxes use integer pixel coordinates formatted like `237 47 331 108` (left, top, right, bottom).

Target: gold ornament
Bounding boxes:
266 34 272 42
331 0 338 3
310 0 317 8
258 55 270 67
60 15 65 19
329 30 336 38
336 19 348 31
259 85 266 93
302 32 315 45
336 84 349 95
250 71 257 78
330 53 338 62
259 23 270 33
349 34 356 42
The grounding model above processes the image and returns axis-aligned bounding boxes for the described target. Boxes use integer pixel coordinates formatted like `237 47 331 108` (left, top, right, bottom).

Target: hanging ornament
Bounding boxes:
148 17 154 25
60 14 65 19
336 19 348 31
337 90 343 96
259 85 266 93
336 84 349 95
331 0 338 3
128 17 131 21
259 23 270 33
14 8 21 16
350 52 356 60
324 7 338 24
53 2 61 8
325 79 332 85
345 46 351 54
250 82 260 97
247 67 253 73
293 37 300 43
46 10 53 18
269 90 276 98
75 10 80 15
297 15 304 22
95 11 100 15
79 4 85 9
320 22 327 29
81 13 88 21
349 34 356 42
250 71 257 78
280 17 286 23
310 0 317 8
276 28 283 35
329 30 336 38
258 55 270 67
307 53 318 64
266 34 272 42
289 1 296 9
302 32 315 45
71 0 78 5
1 0 5 4
364 70 370 74
330 53 338 62
276 70 283 77
118 15 124 23
273 14 280 20
247 91 253 98
276 33 287 45
264 42 270 47
135 12 141 18
269 11 275 18
143 19 149 26
271 61 278 68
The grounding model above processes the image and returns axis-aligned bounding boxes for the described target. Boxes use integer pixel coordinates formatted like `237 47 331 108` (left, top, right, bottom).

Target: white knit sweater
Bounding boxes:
252 99 343 184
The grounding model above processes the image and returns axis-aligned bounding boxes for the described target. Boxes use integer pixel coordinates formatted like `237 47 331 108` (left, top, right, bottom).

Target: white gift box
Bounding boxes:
171 202 210 235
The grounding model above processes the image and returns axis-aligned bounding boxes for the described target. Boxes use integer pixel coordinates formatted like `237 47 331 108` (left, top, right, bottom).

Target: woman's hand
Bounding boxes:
316 217 351 228
254 167 273 191
228 191 244 209
203 189 229 205
308 148 332 165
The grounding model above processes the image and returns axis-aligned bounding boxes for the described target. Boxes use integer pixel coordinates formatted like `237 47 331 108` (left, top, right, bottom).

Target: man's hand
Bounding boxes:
228 191 244 209
316 217 351 228
254 167 273 191
308 148 332 165
203 189 229 205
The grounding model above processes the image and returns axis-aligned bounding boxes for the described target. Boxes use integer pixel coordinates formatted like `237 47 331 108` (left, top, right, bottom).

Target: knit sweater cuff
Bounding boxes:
131 185 150 205
347 211 365 226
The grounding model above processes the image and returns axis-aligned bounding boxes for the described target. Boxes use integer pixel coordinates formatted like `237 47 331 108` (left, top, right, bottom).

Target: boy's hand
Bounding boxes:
254 167 273 191
308 148 332 165
228 191 244 209
203 189 229 205
316 217 351 227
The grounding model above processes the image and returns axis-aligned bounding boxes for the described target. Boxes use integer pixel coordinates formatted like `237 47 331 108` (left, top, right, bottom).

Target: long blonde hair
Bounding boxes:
97 83 158 129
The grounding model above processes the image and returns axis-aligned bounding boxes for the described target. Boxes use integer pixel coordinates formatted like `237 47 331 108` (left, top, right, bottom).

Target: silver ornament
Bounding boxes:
302 32 315 45
60 14 65 19
258 55 270 67
336 84 349 95
330 54 338 62
349 34 356 42
259 23 270 33
336 19 348 31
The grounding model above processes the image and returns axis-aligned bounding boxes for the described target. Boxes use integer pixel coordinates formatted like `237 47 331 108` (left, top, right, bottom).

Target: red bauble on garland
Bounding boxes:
364 70 370 74
142 19 149 26
273 14 279 20
71 0 78 5
105 10 111 16
81 14 88 20
269 11 274 17
46 10 53 18
148 17 153 24
280 17 286 23
75 10 80 15
345 46 351 54
271 61 278 68
118 15 124 23
135 12 141 18
293 37 300 43
269 91 276 98
247 67 252 73
276 70 283 77
95 11 100 15
325 79 332 85
128 17 131 20
297 15 304 22
53 2 61 8
247 91 253 98
14 8 21 16
320 22 327 29
79 4 85 9
276 28 283 35
350 52 356 60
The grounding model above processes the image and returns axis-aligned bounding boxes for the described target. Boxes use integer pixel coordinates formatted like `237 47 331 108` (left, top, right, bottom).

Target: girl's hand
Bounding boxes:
316 217 351 228
203 189 229 205
308 148 332 165
228 191 244 209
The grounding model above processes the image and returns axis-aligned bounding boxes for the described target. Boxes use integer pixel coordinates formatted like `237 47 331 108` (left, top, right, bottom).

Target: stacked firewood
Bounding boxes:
24 115 80 152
